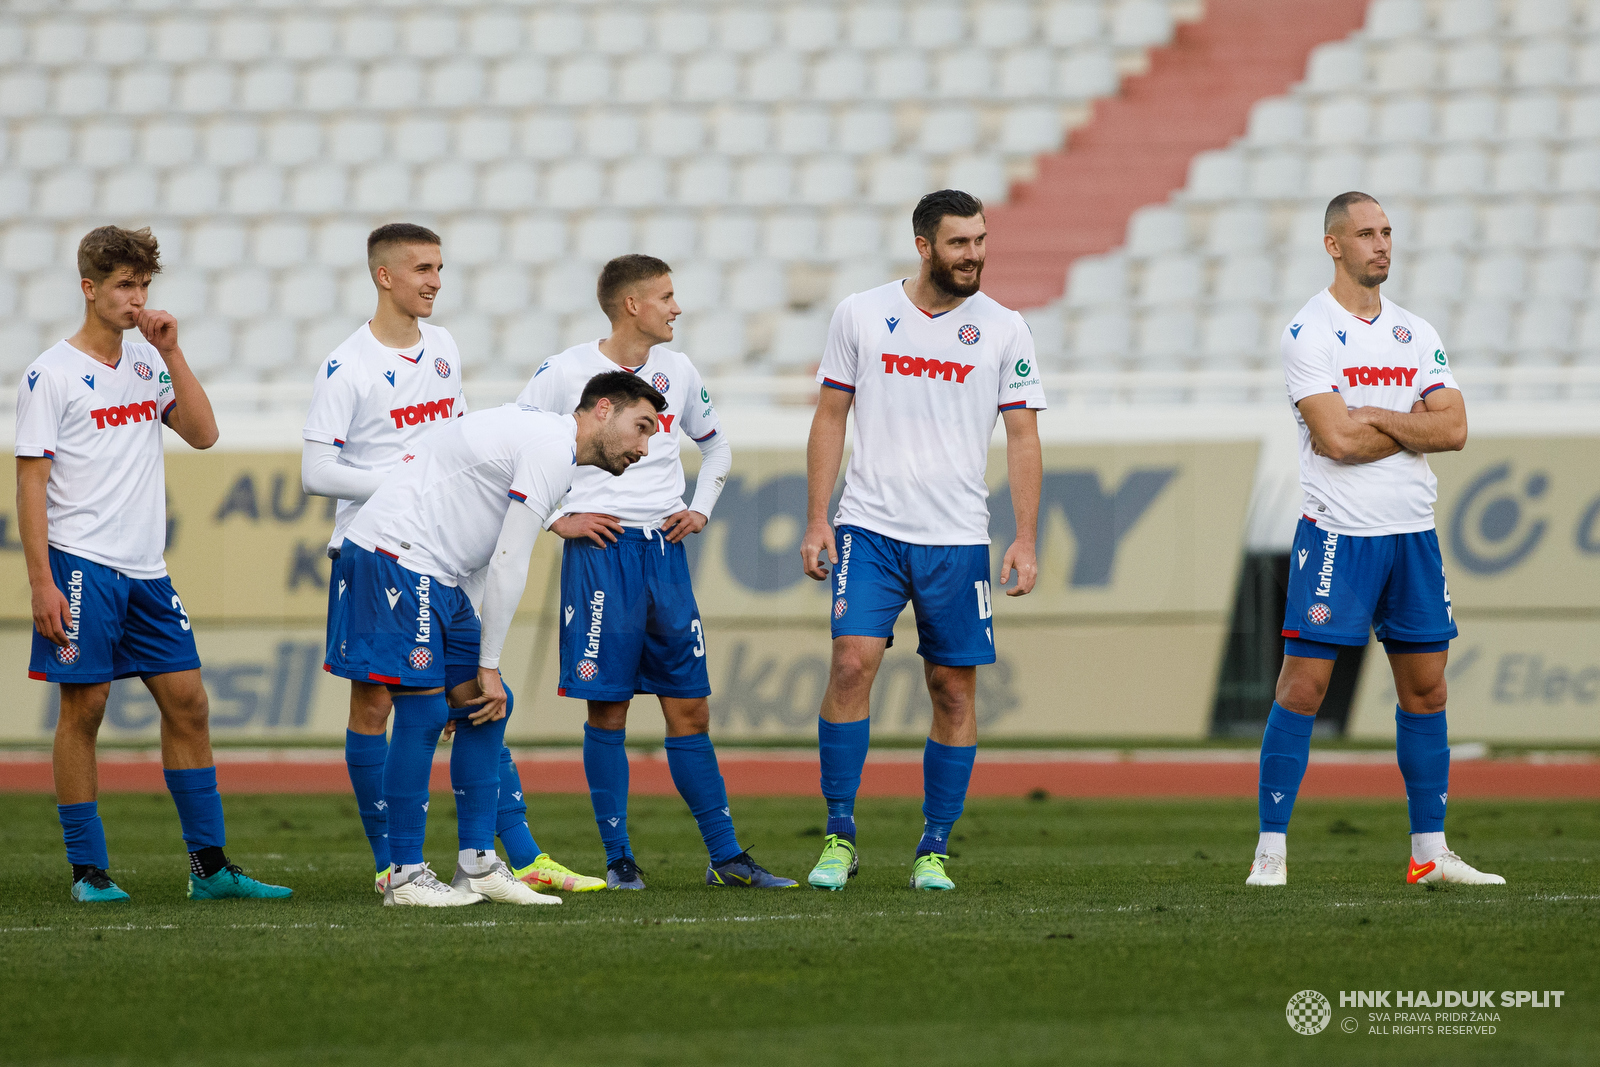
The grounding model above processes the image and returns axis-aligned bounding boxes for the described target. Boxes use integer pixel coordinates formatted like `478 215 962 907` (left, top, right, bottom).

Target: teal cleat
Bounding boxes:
909 852 955 891
71 868 131 903
188 864 293 900
807 834 859 891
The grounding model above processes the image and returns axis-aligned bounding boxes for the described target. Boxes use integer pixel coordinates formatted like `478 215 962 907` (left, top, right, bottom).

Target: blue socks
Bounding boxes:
1258 702 1314 833
819 717 870 840
664 733 742 865
496 746 541 869
58 801 109 869
1396 706 1450 833
163 766 226 851
583 723 632 862
917 739 976 856
385 692 448 866
450 710 508 853
344 730 390 872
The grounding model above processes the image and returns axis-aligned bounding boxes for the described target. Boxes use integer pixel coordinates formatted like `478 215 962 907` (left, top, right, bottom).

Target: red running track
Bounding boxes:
2 758 1596 799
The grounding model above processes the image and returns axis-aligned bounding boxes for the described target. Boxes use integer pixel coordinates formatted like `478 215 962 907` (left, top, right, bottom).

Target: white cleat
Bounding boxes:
452 859 562 905
374 864 393 896
384 863 484 907
1245 853 1287 886
1407 852 1506 886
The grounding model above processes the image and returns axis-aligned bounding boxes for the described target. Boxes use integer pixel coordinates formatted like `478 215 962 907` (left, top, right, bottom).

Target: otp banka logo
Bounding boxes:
1449 463 1550 575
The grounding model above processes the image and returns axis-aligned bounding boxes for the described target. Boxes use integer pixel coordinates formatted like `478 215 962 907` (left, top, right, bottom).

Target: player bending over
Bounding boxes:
329 371 661 905
799 190 1045 891
304 223 601 897
1248 191 1501 888
19 226 290 902
519 255 796 890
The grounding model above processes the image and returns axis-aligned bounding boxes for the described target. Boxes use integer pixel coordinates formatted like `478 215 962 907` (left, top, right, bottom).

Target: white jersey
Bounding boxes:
344 405 577 586
302 321 466 548
1282 288 1460 537
516 341 721 525
14 339 176 579
816 280 1047 545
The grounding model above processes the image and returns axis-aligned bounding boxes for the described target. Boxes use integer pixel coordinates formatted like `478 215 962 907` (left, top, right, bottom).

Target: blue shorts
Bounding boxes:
830 525 995 667
28 547 201 684
324 543 480 692
1282 517 1457 656
557 528 710 702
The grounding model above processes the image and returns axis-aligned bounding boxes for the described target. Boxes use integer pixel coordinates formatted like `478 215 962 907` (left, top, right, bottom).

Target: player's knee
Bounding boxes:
56 688 109 734
1400 678 1448 716
587 701 629 731
1274 675 1326 716
925 669 974 718
829 650 877 697
663 698 710 735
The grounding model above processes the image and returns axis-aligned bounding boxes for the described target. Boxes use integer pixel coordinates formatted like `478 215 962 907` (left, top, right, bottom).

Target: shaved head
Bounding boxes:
1324 191 1381 235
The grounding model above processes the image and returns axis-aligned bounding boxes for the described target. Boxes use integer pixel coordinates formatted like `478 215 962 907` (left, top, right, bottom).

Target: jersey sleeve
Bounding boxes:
516 357 568 412
14 363 66 458
997 314 1046 412
815 295 859 393
1415 321 1460 401
302 356 361 447
679 361 722 444
508 439 577 525
1281 318 1342 404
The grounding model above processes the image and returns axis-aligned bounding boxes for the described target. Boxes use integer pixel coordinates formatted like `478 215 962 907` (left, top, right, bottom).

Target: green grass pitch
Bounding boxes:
0 793 1594 1067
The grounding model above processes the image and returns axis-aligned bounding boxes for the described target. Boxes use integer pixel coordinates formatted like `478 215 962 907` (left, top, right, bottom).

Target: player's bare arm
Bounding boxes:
17 457 70 646
659 509 707 543
138 311 219 450
1348 387 1467 454
801 385 853 580
1296 392 1406 464
999 407 1041 597
550 512 627 547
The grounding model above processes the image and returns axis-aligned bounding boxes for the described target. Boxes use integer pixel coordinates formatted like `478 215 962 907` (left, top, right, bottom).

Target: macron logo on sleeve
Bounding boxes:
886 316 899 333
1289 324 1302 338
26 371 38 391
1335 331 1347 345
82 375 95 389
326 360 340 377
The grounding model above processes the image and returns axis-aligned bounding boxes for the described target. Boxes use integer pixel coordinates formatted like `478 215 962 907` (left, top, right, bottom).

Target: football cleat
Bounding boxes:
606 855 646 890
451 858 562 905
514 853 605 893
384 863 482 907
1407 852 1505 886
71 868 130 903
807 834 858 891
909 852 954 891
707 851 798 888
1245 854 1287 886
374 863 393 896
189 865 293 900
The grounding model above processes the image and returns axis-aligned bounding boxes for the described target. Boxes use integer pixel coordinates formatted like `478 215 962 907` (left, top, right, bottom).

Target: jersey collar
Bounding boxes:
1324 288 1382 326
64 339 122 372
365 322 426 364
899 279 966 321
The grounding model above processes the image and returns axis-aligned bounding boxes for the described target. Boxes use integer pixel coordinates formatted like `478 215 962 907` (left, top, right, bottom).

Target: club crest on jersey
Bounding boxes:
834 598 848 618
133 362 153 380
651 372 671 393
1393 325 1412 343
958 324 980 345
434 357 450 378
409 646 432 671
885 316 899 333
384 370 396 387
326 359 341 377
1306 603 1332 626
576 659 598 682
1290 324 1302 338
26 371 38 391
55 643 79 665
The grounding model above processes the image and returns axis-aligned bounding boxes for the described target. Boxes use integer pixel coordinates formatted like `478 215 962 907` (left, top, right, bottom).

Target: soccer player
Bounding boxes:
304 223 601 896
330 371 662 905
18 226 290 902
1247 191 1501 887
798 190 1045 892
518 254 796 890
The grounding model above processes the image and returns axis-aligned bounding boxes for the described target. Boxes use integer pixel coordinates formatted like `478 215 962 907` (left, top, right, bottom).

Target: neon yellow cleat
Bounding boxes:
513 853 606 893
807 834 858 891
909 852 954 891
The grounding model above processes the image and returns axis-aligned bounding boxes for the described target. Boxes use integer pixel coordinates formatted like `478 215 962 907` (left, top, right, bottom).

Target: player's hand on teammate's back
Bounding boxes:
32 583 72 646
660 509 706 543
800 520 837 581
458 667 508 725
999 540 1037 597
551 512 626 548
134 309 179 355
